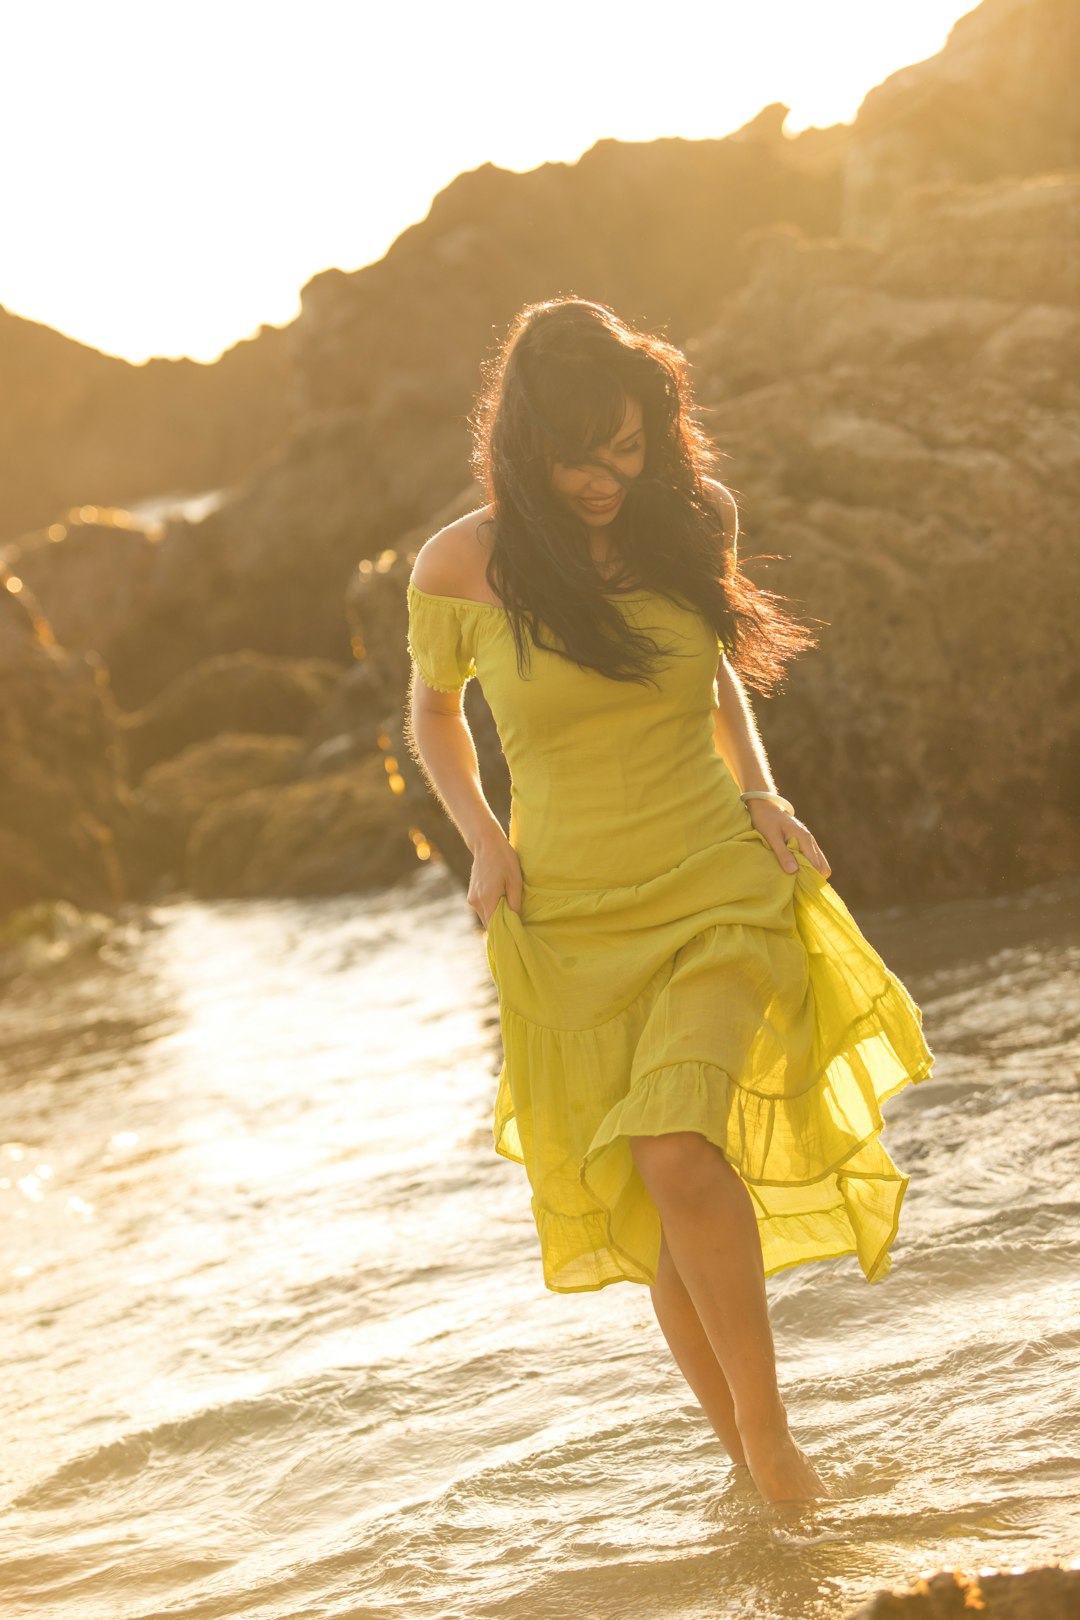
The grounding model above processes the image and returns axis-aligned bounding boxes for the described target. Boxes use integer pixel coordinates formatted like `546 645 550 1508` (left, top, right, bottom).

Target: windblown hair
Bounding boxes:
467 295 818 694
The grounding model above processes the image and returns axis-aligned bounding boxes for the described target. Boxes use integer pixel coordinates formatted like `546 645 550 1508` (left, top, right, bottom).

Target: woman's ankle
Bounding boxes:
735 1394 790 1448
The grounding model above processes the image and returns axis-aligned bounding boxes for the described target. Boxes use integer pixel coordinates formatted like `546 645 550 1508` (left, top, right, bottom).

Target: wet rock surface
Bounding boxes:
842 1562 1080 1619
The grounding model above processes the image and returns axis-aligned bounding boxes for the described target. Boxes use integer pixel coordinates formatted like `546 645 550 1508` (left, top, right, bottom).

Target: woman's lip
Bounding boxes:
578 493 621 512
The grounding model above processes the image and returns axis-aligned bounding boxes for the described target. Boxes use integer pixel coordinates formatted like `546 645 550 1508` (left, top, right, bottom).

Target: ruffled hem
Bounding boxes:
577 1050 931 1290
489 843 935 1294
495 1034 932 1293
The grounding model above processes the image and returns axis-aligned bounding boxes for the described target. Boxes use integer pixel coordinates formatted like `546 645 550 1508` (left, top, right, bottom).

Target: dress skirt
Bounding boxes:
405 575 935 1296
486 827 934 1294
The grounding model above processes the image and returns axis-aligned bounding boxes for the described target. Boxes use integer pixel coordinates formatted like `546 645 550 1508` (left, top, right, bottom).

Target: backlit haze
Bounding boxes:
5 0 975 364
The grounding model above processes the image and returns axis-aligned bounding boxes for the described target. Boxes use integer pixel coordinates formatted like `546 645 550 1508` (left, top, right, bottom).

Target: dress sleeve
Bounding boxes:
406 583 478 693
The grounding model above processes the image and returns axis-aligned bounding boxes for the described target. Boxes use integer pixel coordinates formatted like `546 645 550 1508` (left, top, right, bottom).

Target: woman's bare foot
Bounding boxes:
739 1411 834 1503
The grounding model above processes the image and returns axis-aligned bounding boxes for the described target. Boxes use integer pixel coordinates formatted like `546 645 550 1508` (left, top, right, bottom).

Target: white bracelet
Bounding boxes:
740 790 795 816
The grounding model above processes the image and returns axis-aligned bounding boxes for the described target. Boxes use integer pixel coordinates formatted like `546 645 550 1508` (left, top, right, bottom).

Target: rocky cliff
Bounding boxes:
844 0 1078 238
1 0 1075 919
687 171 1079 894
0 306 294 546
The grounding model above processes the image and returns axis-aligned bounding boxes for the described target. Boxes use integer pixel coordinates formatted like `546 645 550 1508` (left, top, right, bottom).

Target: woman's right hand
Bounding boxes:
467 830 524 928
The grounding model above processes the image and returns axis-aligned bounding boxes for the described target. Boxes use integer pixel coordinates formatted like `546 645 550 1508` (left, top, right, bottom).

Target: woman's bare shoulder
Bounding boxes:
410 505 498 601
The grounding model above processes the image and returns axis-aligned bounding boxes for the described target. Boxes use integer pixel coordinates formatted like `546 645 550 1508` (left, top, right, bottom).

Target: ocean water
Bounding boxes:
1 863 1078 1620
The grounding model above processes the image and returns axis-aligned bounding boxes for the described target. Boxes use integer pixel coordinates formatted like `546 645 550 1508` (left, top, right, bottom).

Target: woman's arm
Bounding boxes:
408 676 524 922
713 668 825 876
701 478 776 791
711 664 778 798
406 529 524 920
407 676 504 854
703 477 830 878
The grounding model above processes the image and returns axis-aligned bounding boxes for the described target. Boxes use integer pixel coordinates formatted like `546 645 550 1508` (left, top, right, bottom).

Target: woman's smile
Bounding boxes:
576 491 622 515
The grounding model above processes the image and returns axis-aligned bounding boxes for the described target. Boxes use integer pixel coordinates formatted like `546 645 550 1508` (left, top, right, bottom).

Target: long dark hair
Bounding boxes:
467 295 818 694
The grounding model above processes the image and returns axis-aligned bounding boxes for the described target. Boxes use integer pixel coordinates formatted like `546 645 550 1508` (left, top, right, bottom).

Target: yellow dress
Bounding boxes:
406 579 935 1294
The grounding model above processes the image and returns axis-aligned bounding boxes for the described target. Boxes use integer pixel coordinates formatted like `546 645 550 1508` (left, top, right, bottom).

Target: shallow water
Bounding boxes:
1 864 1078 1619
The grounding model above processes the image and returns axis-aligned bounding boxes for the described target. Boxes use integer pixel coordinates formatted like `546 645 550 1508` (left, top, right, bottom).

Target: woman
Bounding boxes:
404 296 934 1504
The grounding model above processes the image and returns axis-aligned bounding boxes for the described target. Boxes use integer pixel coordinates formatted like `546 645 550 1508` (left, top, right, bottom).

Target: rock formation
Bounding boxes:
842 1561 1079 1618
1 0 1075 916
689 171 1080 895
0 306 294 547
844 0 1079 239
186 758 416 900
119 651 348 778
5 124 841 708
0 566 141 915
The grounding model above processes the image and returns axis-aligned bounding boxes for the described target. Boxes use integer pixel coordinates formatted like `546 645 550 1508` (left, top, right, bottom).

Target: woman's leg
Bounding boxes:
649 1226 748 1467
631 1130 832 1502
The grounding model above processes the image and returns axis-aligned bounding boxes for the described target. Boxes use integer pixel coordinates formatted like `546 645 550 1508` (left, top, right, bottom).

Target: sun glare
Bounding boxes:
3 0 976 363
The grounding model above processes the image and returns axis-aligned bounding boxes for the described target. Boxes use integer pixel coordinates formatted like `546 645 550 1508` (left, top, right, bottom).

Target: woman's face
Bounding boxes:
548 396 646 529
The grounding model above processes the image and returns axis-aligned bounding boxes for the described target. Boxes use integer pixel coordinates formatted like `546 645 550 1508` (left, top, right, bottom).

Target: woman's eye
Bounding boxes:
621 441 642 454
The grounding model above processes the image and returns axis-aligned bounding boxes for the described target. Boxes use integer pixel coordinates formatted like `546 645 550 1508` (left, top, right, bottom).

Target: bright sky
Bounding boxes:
4 0 975 365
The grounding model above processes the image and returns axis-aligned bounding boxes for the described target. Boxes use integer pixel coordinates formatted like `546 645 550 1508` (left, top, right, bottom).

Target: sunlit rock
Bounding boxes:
0 308 292 548
119 653 347 779
843 1561 1080 1618
186 760 415 899
0 566 139 915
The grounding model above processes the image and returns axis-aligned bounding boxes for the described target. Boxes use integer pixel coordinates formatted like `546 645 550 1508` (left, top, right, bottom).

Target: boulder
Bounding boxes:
119 652 347 779
187 759 415 899
5 513 168 709
138 733 306 865
688 172 1079 901
842 1561 1080 1618
0 566 145 915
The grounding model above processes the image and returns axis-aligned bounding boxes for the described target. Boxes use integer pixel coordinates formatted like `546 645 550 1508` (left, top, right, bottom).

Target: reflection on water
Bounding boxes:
1 865 1077 1620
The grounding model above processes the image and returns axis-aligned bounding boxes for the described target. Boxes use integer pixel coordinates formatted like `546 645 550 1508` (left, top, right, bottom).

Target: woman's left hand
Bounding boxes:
747 799 832 879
